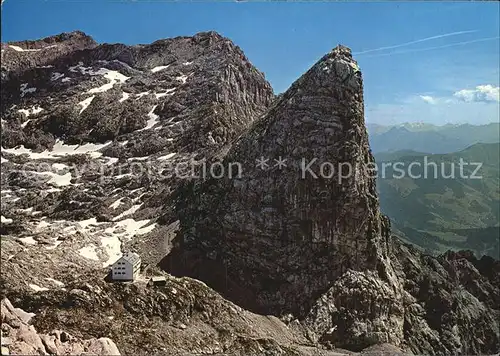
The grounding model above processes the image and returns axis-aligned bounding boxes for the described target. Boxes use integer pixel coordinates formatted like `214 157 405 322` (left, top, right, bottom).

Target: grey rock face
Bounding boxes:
394 244 500 354
167 45 500 354
1 298 121 355
304 270 404 351
170 45 398 319
1 31 97 75
301 241 500 354
0 30 273 261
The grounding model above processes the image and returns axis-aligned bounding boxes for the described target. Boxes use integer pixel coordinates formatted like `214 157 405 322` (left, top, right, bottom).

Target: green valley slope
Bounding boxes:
375 143 500 258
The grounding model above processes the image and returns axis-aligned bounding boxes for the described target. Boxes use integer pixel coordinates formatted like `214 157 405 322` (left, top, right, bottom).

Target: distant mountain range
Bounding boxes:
368 122 500 154
375 142 500 258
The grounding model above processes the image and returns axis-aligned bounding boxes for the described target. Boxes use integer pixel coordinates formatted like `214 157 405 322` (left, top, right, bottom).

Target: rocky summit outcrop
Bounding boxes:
1 30 272 149
165 45 500 354
167 44 403 342
1 31 97 82
1 30 499 356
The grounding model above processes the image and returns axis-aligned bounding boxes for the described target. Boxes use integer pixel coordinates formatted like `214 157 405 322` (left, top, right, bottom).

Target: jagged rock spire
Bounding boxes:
170 44 394 318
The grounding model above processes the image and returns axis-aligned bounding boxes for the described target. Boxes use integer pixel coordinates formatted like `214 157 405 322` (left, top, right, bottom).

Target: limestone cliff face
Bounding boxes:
171 46 399 322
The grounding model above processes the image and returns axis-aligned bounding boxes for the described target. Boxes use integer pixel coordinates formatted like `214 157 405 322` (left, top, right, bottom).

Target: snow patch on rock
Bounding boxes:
137 105 159 131
45 278 65 287
175 74 189 84
51 72 65 81
104 157 119 165
2 140 112 160
87 70 130 94
135 91 150 99
151 65 170 73
100 236 121 267
19 236 37 245
1 215 13 224
155 88 176 99
78 96 95 113
79 245 100 261
9 45 25 52
29 284 49 292
119 92 130 103
18 106 43 118
109 198 124 210
30 171 73 187
157 153 177 161
112 204 143 221
52 163 69 171
127 156 150 161
9 45 46 52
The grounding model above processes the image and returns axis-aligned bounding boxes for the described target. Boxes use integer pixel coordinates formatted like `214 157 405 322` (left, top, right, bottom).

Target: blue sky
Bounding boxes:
2 1 499 125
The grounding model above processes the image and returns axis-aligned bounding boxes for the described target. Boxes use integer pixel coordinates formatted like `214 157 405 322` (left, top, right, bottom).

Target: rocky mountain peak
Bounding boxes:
191 30 226 43
4 30 96 50
285 44 360 95
167 43 393 320
1 29 273 148
1 31 97 75
33 30 96 47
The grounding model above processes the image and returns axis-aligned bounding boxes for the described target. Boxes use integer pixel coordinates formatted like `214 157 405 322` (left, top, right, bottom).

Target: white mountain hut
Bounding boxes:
111 252 141 281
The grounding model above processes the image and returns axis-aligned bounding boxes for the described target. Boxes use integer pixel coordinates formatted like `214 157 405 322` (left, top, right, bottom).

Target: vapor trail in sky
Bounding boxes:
353 30 478 55
355 36 500 58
